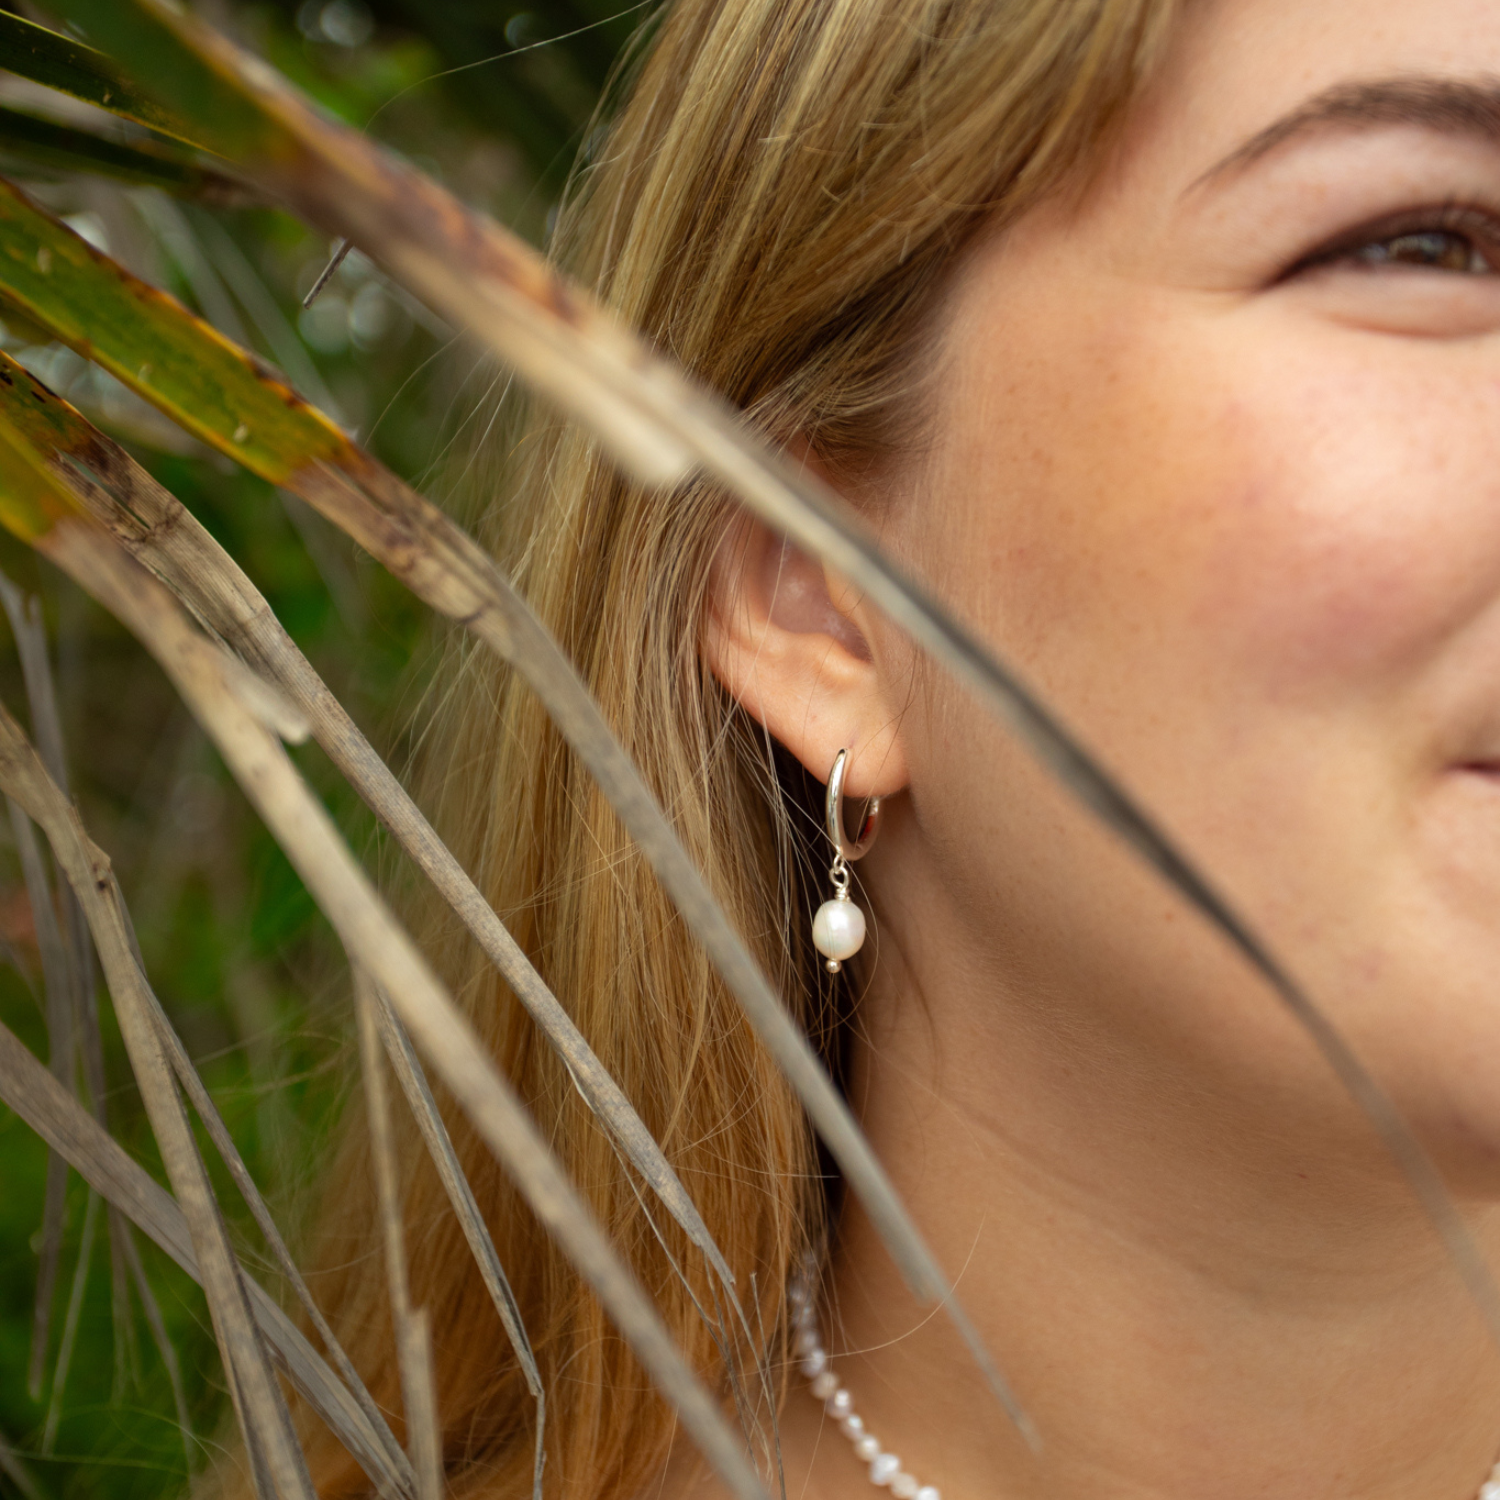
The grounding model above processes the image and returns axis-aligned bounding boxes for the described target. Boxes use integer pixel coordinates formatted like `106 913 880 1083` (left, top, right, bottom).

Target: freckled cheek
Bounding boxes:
1171 361 1500 696
944 329 1500 710
916 296 1500 723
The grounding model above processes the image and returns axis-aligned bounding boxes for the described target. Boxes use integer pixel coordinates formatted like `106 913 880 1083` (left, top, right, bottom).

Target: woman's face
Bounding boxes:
866 0 1500 1189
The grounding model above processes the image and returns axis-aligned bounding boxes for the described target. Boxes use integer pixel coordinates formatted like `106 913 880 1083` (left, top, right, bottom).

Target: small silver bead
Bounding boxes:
826 1388 854 1419
810 1370 839 1400
869 1453 900 1486
853 1434 880 1463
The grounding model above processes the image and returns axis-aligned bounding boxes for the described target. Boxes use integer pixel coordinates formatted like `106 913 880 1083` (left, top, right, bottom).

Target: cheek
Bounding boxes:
925 296 1500 730
1178 339 1500 701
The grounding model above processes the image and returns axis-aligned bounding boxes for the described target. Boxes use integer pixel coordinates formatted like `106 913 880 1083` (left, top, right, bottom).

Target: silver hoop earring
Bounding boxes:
813 748 881 973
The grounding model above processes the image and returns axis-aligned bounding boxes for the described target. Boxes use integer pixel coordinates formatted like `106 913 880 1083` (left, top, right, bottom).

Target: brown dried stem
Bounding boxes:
0 1012 412 1498
353 966 443 1500
0 685 315 1500
33 514 771 1500
40 368 737 1303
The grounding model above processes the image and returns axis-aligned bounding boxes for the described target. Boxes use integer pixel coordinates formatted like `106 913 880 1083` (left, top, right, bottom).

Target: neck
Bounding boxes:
791 922 1500 1500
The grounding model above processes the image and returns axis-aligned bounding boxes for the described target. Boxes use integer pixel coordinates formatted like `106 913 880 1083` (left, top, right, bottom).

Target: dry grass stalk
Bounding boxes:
0 567 137 1418
0 685 317 1500
0 351 754 1442
7 792 71 1400
0 577 102 1161
118 1218 196 1474
0 1011 413 1498
41 1185 98 1451
145 962 412 1487
368 977 547 1500
352 967 443 1500
3 352 735 1301
7 777 194 1461
19 502 771 1500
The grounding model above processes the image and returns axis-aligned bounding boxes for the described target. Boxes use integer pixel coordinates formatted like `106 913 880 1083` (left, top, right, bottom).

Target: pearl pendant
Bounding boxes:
813 895 865 972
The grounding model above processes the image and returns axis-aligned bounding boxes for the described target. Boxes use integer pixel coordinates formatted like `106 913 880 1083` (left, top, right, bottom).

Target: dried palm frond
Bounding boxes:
0 398 771 1497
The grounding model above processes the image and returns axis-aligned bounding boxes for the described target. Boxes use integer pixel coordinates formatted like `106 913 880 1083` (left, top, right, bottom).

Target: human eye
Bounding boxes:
1277 203 1500 336
1289 205 1500 278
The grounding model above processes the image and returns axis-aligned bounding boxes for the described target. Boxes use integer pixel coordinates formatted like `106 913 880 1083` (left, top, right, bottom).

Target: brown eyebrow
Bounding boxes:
1193 76 1500 189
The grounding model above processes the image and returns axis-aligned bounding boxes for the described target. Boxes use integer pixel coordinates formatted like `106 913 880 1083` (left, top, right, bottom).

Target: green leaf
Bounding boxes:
0 11 206 150
0 176 353 485
0 103 252 199
31 3 295 161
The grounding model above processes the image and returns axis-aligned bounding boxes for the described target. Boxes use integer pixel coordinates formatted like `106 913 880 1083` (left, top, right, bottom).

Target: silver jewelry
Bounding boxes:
793 1264 1500 1500
791 1268 939 1499
812 748 880 973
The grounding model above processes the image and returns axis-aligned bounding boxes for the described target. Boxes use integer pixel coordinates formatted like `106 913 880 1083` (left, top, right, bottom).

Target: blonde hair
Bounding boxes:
297 2 1179 1496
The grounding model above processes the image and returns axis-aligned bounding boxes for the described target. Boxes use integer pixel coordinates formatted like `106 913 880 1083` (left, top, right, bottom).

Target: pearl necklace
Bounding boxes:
791 1273 1500 1500
790 1274 941 1500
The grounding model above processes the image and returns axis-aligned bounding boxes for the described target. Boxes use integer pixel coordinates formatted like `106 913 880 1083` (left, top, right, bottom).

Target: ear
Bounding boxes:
703 502 910 803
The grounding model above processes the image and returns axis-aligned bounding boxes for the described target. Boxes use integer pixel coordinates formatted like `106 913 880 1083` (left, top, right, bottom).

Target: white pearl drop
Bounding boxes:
1481 1484 1500 1500
800 1347 827 1378
827 1388 853 1419
841 1414 865 1438
810 1370 838 1400
812 898 866 961
890 1476 919 1500
913 1489 940 1500
870 1453 900 1486
853 1434 880 1463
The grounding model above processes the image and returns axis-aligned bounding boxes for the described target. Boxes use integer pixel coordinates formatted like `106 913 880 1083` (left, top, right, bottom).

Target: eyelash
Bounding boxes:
1288 203 1500 279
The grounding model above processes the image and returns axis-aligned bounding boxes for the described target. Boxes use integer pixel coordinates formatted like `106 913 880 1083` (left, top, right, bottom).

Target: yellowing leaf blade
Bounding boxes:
0 177 351 481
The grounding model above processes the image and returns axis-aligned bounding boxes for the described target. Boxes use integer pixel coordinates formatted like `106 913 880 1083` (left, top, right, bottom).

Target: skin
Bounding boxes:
697 0 1500 1496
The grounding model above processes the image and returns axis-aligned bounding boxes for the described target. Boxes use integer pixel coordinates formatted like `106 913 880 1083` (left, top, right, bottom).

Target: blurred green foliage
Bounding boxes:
0 2 643 1494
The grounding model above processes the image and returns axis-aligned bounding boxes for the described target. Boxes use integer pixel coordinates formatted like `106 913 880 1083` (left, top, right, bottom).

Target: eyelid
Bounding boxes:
1283 200 1500 279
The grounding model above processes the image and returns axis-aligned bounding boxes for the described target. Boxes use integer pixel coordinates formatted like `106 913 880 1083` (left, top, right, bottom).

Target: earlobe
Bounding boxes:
703 508 909 802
